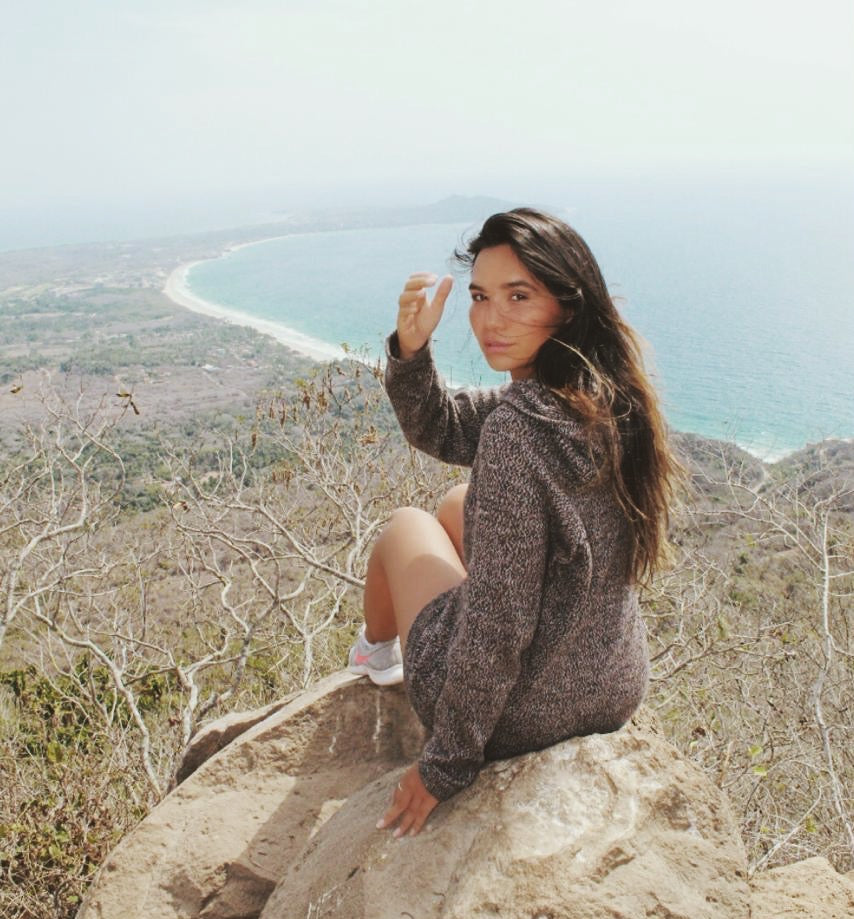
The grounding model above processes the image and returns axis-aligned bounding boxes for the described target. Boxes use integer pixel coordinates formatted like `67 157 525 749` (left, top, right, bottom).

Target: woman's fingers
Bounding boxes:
377 764 439 838
398 290 429 310
391 796 433 837
393 811 417 838
397 275 453 315
418 275 452 332
377 780 410 829
396 273 453 357
377 801 403 830
430 275 453 314
399 273 452 301
399 273 436 306
401 795 436 837
398 273 442 309
402 272 438 290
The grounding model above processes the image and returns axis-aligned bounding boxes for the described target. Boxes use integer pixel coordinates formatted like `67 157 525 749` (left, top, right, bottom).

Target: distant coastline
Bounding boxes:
159 195 519 367
163 246 348 364
160 212 854 468
165 255 796 465
163 246 845 467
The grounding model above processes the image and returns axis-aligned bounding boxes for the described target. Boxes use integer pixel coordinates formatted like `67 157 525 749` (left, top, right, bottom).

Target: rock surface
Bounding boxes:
78 672 849 919
749 856 854 918
78 673 425 919
172 695 295 787
260 707 749 919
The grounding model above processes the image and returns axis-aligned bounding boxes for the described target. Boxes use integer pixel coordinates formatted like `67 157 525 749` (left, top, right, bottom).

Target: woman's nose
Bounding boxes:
484 302 508 331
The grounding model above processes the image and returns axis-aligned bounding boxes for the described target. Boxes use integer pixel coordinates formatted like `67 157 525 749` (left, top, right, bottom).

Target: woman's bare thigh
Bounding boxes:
436 483 468 564
375 506 466 656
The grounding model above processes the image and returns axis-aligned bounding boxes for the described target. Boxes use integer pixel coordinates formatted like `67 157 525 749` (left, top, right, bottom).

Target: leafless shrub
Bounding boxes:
645 440 853 873
2 369 851 918
0 363 460 918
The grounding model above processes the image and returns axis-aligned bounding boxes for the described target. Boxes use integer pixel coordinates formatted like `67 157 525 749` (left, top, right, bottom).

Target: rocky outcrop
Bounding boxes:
260 706 749 919
172 695 296 787
77 673 851 919
79 673 425 919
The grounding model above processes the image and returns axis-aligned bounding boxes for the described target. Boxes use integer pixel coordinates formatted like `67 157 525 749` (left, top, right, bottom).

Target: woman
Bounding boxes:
347 208 677 838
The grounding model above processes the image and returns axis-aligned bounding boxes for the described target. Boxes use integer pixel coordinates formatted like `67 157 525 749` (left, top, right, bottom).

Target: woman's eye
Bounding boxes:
471 293 486 303
510 292 527 301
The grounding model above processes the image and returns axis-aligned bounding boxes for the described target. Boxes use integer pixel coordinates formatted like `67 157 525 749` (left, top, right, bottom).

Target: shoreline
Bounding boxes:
161 243 843 468
163 251 349 365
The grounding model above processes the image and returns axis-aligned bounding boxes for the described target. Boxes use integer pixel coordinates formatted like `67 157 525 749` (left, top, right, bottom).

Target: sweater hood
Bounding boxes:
500 380 605 482
500 380 580 427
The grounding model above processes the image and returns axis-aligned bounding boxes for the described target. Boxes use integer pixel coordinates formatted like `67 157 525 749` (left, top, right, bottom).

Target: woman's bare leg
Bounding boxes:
436 483 468 562
363 507 466 657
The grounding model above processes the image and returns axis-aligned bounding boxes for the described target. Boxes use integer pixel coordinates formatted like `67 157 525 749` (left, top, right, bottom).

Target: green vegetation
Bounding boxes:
1 288 300 380
0 664 170 917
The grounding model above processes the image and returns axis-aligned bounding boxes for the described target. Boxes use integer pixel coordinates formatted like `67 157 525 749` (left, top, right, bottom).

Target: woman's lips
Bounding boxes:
483 339 511 351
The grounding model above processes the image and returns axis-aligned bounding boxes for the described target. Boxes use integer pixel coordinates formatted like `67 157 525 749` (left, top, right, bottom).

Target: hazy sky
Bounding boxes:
2 0 852 240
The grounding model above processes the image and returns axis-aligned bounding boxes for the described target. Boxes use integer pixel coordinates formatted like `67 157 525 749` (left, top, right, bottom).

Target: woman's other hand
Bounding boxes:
397 273 453 359
377 762 439 837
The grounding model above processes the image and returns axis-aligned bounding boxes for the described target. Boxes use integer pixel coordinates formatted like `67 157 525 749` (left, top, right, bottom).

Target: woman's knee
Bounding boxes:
371 505 466 646
436 484 467 526
386 506 435 532
375 506 437 556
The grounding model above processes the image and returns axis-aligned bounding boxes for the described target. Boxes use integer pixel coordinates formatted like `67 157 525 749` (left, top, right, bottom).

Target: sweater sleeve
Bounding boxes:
384 332 507 467
417 410 550 800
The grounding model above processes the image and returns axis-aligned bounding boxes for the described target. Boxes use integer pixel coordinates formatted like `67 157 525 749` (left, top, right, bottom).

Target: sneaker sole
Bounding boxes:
347 662 404 686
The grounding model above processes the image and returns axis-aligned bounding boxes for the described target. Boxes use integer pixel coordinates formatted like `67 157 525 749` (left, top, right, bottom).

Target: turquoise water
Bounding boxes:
188 178 854 460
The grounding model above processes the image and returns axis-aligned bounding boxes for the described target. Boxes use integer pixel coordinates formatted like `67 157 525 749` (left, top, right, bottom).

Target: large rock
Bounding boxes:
78 673 425 919
172 695 296 787
260 708 749 919
79 671 844 919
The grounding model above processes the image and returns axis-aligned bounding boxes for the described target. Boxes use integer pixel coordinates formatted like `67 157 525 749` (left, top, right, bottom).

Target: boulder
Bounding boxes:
259 708 749 919
79 671 842 919
749 855 854 919
78 673 425 919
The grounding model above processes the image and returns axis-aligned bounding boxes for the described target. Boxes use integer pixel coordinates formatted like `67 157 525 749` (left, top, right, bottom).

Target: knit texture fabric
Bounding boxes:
385 334 650 801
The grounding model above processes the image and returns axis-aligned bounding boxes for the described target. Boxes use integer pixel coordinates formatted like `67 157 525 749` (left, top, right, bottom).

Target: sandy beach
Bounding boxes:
163 254 348 365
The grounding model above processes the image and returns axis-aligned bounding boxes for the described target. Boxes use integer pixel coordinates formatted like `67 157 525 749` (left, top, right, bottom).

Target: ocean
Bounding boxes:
186 175 854 460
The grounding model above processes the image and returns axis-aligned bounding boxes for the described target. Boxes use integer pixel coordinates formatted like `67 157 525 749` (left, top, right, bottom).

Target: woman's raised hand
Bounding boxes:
396 272 454 360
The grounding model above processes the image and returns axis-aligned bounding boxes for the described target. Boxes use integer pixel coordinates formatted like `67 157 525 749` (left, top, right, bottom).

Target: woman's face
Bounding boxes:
469 244 565 381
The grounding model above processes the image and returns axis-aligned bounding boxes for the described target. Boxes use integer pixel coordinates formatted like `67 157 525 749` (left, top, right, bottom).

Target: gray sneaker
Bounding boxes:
347 625 404 686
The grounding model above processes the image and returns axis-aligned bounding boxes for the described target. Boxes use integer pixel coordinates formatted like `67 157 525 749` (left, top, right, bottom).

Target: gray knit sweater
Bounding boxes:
384 334 649 801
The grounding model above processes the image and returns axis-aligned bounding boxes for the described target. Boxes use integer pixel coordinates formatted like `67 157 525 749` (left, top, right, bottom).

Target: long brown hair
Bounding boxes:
456 208 678 583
